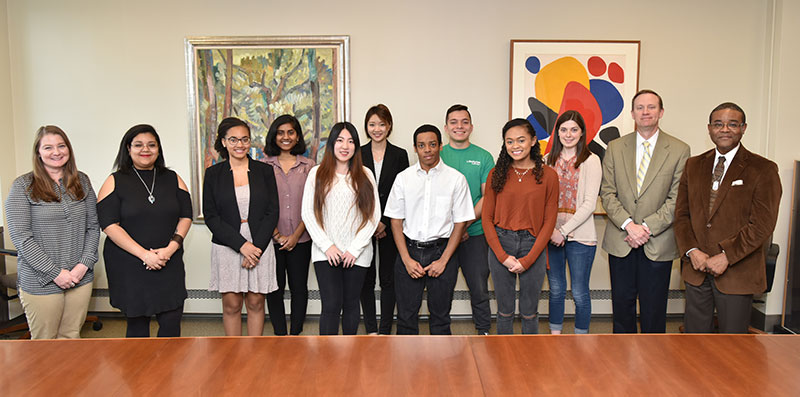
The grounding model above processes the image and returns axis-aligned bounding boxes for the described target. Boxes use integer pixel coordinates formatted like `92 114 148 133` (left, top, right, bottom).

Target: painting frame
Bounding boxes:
185 35 350 221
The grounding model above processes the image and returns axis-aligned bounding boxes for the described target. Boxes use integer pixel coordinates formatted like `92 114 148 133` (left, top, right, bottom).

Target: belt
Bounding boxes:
241 219 248 224
406 237 448 249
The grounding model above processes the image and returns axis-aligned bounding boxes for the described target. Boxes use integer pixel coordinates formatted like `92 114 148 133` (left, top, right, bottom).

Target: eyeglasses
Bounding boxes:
227 136 251 145
131 142 158 151
710 122 744 130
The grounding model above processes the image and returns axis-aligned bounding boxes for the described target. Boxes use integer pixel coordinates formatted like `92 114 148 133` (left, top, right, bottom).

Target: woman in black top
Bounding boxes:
97 124 192 337
203 117 279 336
359 104 409 334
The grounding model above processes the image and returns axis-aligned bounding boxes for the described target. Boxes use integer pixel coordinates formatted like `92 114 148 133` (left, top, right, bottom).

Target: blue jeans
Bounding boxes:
547 242 596 333
487 227 547 334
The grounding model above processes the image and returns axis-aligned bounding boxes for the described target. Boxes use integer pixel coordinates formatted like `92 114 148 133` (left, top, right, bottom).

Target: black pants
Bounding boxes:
359 232 400 334
394 240 458 335
126 305 184 337
314 261 368 335
609 249 672 333
453 234 491 333
266 241 312 335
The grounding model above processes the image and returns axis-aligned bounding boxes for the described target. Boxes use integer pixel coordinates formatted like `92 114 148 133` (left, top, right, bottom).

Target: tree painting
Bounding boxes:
195 46 339 167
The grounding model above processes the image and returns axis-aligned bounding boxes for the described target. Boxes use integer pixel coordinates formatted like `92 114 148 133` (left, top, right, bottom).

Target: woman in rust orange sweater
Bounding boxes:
482 118 559 334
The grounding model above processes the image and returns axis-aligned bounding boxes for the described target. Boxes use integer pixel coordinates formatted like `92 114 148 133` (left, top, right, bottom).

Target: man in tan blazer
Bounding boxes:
675 102 781 333
601 89 691 333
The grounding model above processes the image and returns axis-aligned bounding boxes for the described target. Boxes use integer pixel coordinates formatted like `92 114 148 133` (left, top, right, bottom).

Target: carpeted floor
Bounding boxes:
35 315 686 338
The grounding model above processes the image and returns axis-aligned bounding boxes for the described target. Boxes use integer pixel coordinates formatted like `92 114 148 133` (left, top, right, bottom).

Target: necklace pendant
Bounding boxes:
518 178 523 182
148 195 155 204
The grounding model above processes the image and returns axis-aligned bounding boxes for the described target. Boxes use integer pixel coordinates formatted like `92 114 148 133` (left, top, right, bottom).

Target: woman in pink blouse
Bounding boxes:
264 114 315 335
544 110 602 334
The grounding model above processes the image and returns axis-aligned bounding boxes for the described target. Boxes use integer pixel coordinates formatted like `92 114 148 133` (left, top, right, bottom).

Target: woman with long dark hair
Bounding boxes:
97 124 192 337
5 126 99 339
359 104 409 335
301 122 380 335
204 117 279 336
482 119 558 334
264 114 315 335
544 110 601 334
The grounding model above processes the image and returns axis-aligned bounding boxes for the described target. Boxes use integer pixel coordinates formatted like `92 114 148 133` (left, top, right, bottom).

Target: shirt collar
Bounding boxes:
636 128 660 148
715 144 740 164
414 158 444 176
265 155 311 170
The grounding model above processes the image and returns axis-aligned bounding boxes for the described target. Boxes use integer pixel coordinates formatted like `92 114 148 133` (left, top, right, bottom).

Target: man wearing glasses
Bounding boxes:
674 102 781 333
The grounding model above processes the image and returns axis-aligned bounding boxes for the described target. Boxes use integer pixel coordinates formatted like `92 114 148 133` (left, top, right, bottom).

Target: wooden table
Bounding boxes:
2 334 799 396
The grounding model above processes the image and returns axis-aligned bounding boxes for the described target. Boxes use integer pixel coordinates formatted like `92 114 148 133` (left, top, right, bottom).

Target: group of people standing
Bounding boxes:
5 89 781 339
6 124 192 339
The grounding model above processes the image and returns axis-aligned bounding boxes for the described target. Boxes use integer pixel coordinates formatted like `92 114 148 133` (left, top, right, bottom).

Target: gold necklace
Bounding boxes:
513 167 531 182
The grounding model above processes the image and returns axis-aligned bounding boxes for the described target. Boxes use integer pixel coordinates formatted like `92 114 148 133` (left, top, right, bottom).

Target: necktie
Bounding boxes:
637 141 651 195
709 156 726 212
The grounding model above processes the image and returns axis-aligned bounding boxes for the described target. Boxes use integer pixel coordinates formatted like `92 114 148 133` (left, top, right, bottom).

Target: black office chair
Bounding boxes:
0 247 31 338
0 247 103 339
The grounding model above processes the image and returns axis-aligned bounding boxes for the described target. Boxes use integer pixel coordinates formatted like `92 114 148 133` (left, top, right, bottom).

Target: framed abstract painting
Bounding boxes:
509 40 640 161
185 35 350 220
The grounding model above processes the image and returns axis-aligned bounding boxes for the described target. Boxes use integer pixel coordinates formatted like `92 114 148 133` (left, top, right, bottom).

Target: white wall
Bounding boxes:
0 0 15 226
1 0 21 318
2 0 797 317
765 0 800 317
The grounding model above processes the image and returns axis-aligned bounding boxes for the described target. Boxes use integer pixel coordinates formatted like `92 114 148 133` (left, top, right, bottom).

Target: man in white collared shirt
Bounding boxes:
675 102 781 333
600 89 691 333
384 124 475 335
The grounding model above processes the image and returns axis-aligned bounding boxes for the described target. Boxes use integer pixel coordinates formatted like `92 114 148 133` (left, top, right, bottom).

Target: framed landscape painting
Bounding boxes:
185 35 350 220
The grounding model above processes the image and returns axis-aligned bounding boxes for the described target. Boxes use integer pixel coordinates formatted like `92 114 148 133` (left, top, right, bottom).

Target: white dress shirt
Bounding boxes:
635 129 660 171
713 144 740 182
384 159 475 242
621 129 661 231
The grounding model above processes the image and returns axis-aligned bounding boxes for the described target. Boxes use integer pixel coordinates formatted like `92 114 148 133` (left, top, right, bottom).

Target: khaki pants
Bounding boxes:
19 281 93 339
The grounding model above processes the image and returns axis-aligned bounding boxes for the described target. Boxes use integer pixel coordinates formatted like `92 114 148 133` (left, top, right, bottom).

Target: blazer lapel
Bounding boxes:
621 134 639 196
698 151 715 220
362 141 375 173
244 157 256 222
378 144 397 191
709 147 748 218
638 134 670 196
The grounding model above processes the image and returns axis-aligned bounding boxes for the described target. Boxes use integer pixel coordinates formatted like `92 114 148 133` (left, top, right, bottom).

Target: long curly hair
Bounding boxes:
491 118 544 193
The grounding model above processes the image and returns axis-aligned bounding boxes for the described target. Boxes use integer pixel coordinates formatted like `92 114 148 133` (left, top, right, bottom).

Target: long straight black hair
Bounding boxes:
313 122 375 232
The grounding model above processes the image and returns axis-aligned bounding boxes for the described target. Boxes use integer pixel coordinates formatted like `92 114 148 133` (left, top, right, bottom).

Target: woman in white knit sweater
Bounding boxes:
302 122 380 335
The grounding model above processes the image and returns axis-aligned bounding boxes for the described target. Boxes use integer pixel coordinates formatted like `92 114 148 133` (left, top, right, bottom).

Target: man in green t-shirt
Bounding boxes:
440 104 495 335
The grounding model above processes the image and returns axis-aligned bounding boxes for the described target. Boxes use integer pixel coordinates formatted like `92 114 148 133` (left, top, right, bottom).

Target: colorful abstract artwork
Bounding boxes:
185 36 350 220
509 40 640 160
